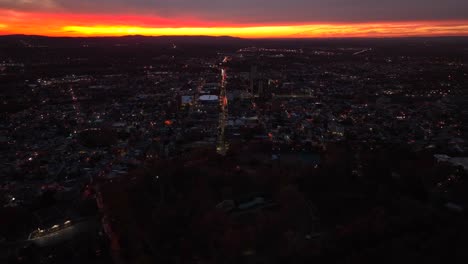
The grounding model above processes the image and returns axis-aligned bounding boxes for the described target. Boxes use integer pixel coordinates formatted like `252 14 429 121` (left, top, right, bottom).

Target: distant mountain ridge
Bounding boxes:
0 34 243 40
1 34 468 48
0 34 249 47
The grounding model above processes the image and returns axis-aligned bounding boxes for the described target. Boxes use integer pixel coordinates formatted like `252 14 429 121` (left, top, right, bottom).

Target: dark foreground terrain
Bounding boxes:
1 35 468 263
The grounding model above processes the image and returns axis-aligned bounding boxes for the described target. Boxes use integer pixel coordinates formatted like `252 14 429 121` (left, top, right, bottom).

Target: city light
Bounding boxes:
2 1 468 262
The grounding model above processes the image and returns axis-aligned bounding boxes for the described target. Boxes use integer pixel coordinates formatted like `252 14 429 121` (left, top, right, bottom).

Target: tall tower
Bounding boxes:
217 68 229 156
249 65 258 95
258 79 264 97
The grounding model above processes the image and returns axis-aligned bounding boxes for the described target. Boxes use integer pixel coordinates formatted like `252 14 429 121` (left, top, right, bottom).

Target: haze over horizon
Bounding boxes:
0 0 468 38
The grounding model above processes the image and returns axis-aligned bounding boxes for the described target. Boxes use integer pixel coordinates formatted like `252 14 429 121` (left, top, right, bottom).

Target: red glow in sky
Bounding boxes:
0 9 467 38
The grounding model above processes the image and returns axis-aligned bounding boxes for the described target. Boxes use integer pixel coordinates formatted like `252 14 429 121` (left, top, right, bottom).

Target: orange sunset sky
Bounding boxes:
0 0 468 38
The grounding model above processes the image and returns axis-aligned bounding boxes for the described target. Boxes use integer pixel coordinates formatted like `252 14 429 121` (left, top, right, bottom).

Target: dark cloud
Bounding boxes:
1 0 467 23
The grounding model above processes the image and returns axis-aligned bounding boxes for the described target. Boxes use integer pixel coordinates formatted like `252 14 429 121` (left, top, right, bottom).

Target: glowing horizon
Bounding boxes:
0 9 468 38
60 23 468 38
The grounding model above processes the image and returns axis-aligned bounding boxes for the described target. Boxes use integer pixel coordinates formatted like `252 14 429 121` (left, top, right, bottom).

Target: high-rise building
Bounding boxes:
217 68 229 156
249 65 258 95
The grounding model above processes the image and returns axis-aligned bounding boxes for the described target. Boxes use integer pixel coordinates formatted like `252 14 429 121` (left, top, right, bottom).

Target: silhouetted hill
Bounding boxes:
1 35 468 53
0 35 249 48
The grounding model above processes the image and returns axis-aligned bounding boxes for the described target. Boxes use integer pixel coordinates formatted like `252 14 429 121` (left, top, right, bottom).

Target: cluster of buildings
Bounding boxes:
0 37 467 262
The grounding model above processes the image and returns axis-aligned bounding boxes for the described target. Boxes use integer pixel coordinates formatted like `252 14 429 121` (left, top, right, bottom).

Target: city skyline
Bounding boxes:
1 2 468 262
0 0 468 37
